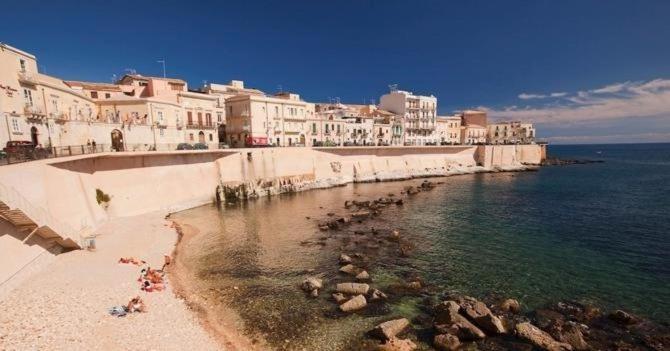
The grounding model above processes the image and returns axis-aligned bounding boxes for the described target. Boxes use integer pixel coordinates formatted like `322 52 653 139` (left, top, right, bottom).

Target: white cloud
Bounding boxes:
486 78 670 126
546 132 670 144
518 93 546 100
550 92 567 97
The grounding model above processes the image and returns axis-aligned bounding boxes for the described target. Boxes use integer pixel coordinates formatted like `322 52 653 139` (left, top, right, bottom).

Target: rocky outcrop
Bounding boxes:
300 277 322 297
434 333 460 351
339 253 353 264
339 264 357 275
461 300 506 334
340 294 367 312
336 282 370 295
356 270 370 280
500 298 521 313
376 337 417 351
434 301 486 340
609 309 638 325
371 318 410 340
515 322 573 351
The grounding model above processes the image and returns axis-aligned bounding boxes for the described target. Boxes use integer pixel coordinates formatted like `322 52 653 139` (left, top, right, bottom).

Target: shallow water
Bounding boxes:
173 143 670 350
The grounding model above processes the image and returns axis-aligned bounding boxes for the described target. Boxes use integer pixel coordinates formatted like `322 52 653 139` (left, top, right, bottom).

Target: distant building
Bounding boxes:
487 121 535 144
379 87 437 146
436 115 462 145
458 110 487 145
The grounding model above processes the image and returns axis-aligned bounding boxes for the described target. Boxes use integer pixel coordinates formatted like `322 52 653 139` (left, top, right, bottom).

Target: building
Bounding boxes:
460 110 487 145
225 92 313 147
487 121 536 144
379 87 437 146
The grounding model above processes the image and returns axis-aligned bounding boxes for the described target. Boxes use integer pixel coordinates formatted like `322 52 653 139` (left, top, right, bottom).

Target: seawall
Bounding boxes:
0 144 544 289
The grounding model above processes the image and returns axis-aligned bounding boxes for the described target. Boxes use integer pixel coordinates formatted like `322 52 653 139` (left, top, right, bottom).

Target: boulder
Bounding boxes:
370 288 388 301
406 281 421 290
559 322 589 350
609 310 637 325
301 277 322 292
395 199 404 205
462 300 506 334
310 288 319 298
376 337 417 351
371 318 410 340
340 294 367 312
515 322 573 351
500 298 521 313
339 253 353 264
434 301 485 340
351 211 371 219
332 293 347 304
356 270 370 280
336 282 370 295
339 264 357 275
434 333 460 351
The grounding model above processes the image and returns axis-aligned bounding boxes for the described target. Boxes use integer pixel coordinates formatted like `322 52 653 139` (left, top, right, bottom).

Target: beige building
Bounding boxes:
379 87 437 145
487 121 536 144
225 92 313 147
459 110 488 145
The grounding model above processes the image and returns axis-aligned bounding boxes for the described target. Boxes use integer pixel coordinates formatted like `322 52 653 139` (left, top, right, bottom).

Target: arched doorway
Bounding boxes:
299 134 305 146
198 131 205 143
218 125 227 145
30 126 38 146
111 129 124 151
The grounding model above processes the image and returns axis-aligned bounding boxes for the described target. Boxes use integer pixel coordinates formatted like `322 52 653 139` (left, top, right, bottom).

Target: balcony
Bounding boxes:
17 71 38 85
23 105 45 117
186 123 216 130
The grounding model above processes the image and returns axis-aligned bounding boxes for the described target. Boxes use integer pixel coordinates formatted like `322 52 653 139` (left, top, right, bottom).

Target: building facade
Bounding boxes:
379 88 437 146
487 121 536 144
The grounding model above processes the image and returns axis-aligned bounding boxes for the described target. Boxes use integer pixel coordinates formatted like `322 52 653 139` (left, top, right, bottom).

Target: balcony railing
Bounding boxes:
17 70 38 85
23 105 45 117
186 123 216 129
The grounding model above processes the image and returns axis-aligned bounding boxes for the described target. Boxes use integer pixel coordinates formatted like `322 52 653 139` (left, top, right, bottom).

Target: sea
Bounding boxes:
172 143 670 350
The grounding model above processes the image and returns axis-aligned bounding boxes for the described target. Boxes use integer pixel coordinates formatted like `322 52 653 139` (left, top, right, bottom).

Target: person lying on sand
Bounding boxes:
141 280 165 292
126 296 147 313
118 257 146 266
161 254 172 271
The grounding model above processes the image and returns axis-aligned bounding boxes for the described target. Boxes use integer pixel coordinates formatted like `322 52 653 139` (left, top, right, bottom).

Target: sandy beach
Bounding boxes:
0 212 220 351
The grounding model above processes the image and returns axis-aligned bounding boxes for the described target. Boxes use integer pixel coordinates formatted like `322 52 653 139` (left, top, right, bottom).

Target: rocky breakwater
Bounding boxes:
293 178 668 351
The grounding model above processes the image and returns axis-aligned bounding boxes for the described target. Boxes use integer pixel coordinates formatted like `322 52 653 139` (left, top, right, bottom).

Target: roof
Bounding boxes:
119 74 186 85
65 81 122 92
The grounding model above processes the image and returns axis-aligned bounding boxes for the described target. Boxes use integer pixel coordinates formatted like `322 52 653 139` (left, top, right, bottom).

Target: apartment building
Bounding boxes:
459 110 487 145
225 92 314 147
379 88 437 146
487 121 536 144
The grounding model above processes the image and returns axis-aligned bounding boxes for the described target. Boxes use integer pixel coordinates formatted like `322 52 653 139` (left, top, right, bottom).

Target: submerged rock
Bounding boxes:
376 337 417 351
500 298 521 313
609 309 638 325
356 270 370 280
339 264 357 275
515 322 573 351
461 300 506 334
558 322 589 350
336 282 370 295
340 294 367 312
339 253 353 264
371 318 410 340
434 333 460 351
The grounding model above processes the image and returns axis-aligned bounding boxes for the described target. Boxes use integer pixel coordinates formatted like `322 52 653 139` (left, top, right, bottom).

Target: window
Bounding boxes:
19 59 26 72
209 134 213 141
197 112 203 125
139 81 148 87
217 112 222 123
11 118 20 133
51 99 58 113
91 91 98 99
206 113 212 126
275 106 279 117
159 128 165 137
187 111 193 125
312 123 316 133
23 89 33 106
105 93 111 99
169 83 182 91
157 111 164 124
189 133 194 141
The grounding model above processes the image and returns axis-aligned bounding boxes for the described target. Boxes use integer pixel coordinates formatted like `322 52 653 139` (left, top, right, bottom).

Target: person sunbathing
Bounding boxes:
161 254 172 271
126 296 146 313
118 257 145 265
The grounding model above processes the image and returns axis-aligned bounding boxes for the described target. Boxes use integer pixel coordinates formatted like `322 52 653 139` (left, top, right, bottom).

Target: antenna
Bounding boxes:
388 84 398 92
157 59 166 78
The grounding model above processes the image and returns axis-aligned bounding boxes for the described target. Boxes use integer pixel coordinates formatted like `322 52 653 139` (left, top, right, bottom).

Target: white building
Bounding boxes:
379 87 437 146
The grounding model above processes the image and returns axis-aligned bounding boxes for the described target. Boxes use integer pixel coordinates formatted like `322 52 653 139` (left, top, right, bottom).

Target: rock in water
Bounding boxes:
301 277 323 292
462 300 506 334
340 294 367 312
371 318 410 340
370 289 388 301
500 298 521 313
377 337 417 351
434 301 486 340
434 333 460 351
336 283 370 295
332 293 347 304
356 270 370 280
339 253 353 264
515 322 573 351
609 310 637 325
559 322 589 350
339 264 357 275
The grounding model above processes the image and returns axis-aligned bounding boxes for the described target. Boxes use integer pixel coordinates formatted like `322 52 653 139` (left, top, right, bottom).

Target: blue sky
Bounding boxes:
2 0 669 143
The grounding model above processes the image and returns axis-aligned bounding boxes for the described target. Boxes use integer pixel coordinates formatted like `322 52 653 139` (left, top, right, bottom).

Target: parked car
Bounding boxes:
193 143 209 150
176 143 194 150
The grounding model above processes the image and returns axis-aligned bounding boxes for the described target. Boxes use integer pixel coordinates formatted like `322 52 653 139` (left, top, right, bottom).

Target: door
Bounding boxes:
218 125 227 144
198 131 205 143
30 126 38 146
111 129 124 151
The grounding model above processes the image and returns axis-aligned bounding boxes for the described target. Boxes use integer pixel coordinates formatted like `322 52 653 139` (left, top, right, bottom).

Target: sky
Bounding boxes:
2 0 669 144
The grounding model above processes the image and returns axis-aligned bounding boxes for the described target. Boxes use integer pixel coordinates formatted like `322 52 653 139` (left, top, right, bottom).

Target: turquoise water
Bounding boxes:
175 143 670 349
